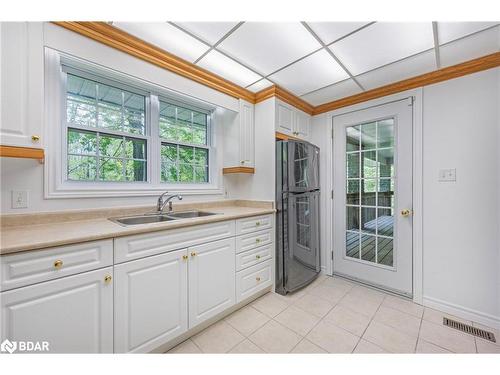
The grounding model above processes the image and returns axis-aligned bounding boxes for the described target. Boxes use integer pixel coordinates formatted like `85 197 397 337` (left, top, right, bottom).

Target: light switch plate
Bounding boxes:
438 168 456 182
11 190 29 209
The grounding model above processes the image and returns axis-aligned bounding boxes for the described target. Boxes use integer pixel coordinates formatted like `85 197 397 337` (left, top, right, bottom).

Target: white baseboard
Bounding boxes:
423 295 500 330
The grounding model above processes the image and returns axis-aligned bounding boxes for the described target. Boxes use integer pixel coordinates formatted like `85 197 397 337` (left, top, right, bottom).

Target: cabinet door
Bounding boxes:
276 102 294 135
188 238 235 328
239 100 255 167
1 267 113 353
295 110 310 139
0 22 43 148
114 249 188 353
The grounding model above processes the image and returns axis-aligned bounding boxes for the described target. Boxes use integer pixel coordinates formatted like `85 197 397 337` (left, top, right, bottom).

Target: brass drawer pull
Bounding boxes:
31 135 40 142
53 260 63 269
182 255 188 261
104 275 112 284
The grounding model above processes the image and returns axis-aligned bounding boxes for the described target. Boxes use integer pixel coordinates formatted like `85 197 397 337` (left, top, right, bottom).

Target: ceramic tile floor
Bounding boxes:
167 275 500 354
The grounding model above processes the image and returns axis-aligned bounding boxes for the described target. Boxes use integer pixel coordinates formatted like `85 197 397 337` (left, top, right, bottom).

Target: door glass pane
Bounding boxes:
345 118 395 267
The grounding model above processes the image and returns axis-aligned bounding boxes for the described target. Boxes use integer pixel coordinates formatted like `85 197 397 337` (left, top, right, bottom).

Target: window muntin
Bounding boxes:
159 101 208 146
66 73 148 182
161 143 209 183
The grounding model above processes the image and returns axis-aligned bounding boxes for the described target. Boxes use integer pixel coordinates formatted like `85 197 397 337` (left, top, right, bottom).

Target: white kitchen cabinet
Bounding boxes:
114 249 188 353
223 99 255 171
275 99 311 140
1 267 113 353
188 237 236 327
0 22 44 148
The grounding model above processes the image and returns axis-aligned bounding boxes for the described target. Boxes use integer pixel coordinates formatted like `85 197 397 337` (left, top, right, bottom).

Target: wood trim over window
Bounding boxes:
222 167 255 174
312 52 500 115
51 23 500 117
53 21 256 103
0 145 45 163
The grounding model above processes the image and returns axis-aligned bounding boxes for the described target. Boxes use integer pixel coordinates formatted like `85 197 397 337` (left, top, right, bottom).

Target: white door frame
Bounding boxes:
322 88 423 304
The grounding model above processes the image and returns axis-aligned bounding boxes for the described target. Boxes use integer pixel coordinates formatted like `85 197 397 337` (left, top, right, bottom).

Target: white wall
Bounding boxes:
312 68 500 327
1 22 247 214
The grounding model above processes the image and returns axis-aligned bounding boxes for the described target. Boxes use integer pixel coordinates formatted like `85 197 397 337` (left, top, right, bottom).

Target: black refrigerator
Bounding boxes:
276 139 321 295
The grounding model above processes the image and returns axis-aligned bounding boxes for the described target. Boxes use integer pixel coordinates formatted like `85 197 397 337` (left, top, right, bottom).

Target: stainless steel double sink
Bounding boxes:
109 210 218 226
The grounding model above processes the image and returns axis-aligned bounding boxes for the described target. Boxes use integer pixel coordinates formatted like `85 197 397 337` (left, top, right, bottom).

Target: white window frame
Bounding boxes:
44 48 223 198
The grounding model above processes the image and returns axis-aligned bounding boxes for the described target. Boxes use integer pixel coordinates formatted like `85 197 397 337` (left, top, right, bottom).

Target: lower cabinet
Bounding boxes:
0 267 113 353
188 238 235 327
114 249 188 353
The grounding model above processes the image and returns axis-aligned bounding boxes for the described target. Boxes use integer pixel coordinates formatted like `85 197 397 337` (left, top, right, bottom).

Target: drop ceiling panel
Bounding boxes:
356 49 436 90
246 79 273 92
197 50 262 87
113 22 209 63
307 22 372 44
217 22 322 75
330 22 434 75
440 26 500 68
437 22 499 44
300 79 362 106
269 49 349 96
174 22 239 45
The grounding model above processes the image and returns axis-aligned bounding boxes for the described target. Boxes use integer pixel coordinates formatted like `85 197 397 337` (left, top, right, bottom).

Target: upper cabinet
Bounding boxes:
275 99 310 140
0 23 44 149
223 99 255 173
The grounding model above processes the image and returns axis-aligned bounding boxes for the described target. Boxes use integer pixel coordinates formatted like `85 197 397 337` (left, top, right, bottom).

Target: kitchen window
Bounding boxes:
51 55 218 198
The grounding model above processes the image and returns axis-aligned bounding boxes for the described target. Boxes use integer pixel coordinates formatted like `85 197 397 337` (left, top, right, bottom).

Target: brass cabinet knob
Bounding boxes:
256 277 261 282
191 252 197 257
53 259 63 269
182 255 188 260
255 222 261 227
401 209 412 217
31 135 40 142
256 238 261 243
104 275 112 284
255 255 261 259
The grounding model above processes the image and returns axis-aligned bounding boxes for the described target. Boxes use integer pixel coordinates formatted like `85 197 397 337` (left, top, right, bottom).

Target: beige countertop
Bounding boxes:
0 200 275 255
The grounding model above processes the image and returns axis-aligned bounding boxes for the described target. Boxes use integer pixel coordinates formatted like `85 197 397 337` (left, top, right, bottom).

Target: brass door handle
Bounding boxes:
53 260 63 269
401 209 412 217
104 275 112 284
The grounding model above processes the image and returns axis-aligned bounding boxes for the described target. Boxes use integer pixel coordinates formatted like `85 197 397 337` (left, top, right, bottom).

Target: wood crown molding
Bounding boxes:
0 145 45 163
313 52 500 115
51 23 500 117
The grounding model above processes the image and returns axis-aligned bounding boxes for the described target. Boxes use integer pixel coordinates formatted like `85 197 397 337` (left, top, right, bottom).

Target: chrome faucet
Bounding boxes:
156 191 183 213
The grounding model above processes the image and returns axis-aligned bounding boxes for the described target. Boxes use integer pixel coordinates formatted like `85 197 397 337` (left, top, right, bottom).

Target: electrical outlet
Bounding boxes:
438 168 456 182
11 190 29 209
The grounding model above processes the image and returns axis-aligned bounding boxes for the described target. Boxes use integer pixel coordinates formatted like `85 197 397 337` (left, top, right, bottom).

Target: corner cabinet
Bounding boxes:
223 99 255 174
275 99 310 140
0 22 44 149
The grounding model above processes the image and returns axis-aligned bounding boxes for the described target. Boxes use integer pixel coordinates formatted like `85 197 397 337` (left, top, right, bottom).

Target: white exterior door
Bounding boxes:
332 99 413 296
114 249 188 353
0 267 113 353
188 238 235 327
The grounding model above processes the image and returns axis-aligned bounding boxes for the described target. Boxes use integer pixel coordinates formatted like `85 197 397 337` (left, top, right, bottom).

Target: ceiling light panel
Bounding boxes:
300 79 362 105
217 22 322 75
440 26 500 68
246 79 273 92
113 22 209 63
197 50 262 87
269 49 349 96
174 22 240 45
330 22 434 75
307 22 372 44
437 22 499 44
356 50 436 90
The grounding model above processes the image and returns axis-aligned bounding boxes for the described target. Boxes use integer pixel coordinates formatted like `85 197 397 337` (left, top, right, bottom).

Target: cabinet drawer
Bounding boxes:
235 229 273 254
236 214 273 235
0 240 113 291
236 260 272 303
114 220 235 263
236 243 273 271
